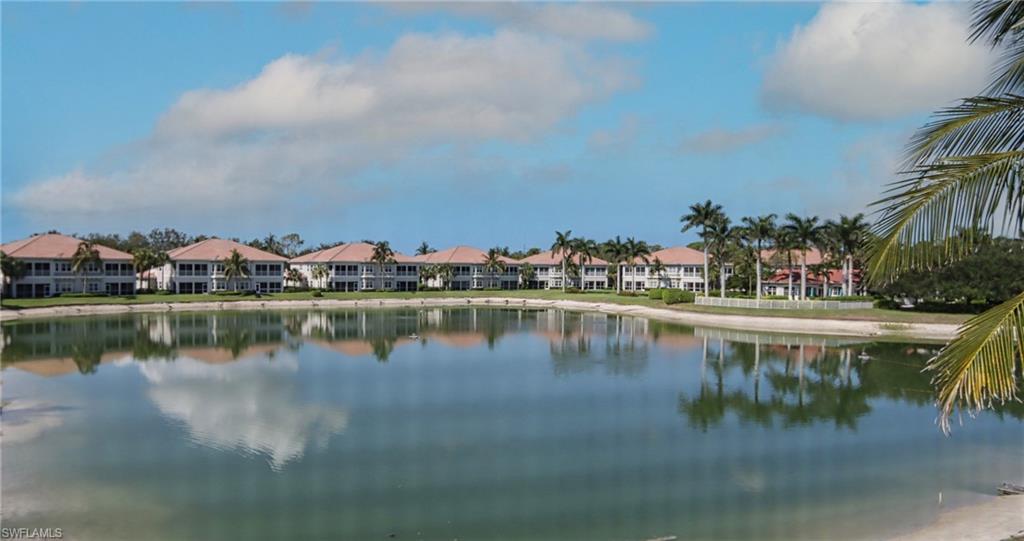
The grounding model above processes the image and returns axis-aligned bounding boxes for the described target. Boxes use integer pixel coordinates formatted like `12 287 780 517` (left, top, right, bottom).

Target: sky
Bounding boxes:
1 2 997 253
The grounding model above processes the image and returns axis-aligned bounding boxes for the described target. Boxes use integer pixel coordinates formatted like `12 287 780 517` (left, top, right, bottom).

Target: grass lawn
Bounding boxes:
0 289 970 325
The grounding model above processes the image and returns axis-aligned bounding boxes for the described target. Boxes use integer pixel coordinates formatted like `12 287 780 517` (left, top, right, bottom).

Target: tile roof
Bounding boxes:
761 247 826 266
0 233 132 260
764 268 859 285
626 246 705 265
290 242 417 264
520 250 608 266
166 238 288 262
411 246 518 265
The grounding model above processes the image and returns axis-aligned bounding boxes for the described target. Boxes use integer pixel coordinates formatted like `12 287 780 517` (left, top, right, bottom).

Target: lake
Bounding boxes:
2 308 1021 540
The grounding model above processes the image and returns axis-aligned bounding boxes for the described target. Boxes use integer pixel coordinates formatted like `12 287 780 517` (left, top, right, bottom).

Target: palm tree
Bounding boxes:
783 214 822 300
285 267 304 289
681 200 725 296
482 247 507 289
574 238 599 290
370 241 396 290
0 251 27 297
416 241 435 256
624 237 651 290
773 228 797 300
519 262 536 289
705 217 736 298
222 249 250 291
604 236 627 293
131 248 169 292
70 241 102 294
650 257 667 289
867 1 1024 430
437 263 454 291
551 230 574 292
419 264 437 288
311 264 330 290
830 214 870 296
741 214 777 300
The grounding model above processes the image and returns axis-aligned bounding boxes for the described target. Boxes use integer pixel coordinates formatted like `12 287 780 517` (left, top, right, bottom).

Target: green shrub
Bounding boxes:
57 292 109 298
155 290 173 295
312 290 323 298
418 285 442 292
663 289 683 304
648 288 663 300
135 288 156 295
565 287 582 294
283 286 310 293
617 291 638 297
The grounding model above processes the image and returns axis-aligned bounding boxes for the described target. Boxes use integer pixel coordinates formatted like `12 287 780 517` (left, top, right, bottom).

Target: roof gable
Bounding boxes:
167 238 288 262
0 233 132 260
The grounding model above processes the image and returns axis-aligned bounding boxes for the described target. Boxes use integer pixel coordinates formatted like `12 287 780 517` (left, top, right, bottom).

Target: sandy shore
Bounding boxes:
890 495 1024 541
0 297 960 340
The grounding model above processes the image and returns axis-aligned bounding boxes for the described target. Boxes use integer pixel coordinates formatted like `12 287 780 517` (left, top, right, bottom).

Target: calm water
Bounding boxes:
2 308 1021 541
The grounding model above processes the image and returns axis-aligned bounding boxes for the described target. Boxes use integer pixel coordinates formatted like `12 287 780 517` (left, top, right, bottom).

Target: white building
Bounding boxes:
0 233 136 297
519 250 609 290
154 238 287 294
620 246 730 292
289 242 420 292
413 246 520 290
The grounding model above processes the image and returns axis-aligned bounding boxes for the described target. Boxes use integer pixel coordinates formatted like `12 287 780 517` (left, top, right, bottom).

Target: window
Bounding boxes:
213 264 225 275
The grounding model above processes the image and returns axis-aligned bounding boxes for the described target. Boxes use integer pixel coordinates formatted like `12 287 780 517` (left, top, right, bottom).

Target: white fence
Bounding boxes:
695 296 874 310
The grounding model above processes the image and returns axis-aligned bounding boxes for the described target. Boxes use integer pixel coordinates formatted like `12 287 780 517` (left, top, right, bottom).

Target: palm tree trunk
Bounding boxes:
561 257 566 292
702 245 709 296
847 255 854 296
719 264 726 298
800 252 808 300
755 245 763 301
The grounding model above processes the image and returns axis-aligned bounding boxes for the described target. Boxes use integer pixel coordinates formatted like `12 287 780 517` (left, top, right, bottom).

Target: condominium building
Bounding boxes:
413 246 520 290
519 251 609 290
289 243 420 292
154 238 287 294
0 233 136 298
620 246 729 292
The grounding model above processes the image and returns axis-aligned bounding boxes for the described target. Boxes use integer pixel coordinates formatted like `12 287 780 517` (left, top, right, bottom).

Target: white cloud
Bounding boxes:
390 3 652 42
13 30 634 226
762 2 994 121
680 123 784 154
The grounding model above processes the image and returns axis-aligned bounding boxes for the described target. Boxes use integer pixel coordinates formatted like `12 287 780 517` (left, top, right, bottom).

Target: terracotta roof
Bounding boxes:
166 238 287 262
0 233 132 261
412 246 518 265
626 246 705 265
764 268 858 285
520 250 607 266
290 242 417 264
761 247 826 266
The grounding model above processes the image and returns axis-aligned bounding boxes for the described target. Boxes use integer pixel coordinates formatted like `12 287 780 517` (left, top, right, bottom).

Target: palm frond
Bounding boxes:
906 95 1024 166
867 151 1024 284
927 289 1024 433
970 1 1024 46
989 40 1024 95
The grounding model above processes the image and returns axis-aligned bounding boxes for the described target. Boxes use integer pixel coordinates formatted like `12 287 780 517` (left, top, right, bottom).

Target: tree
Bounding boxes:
866 1 1024 430
0 251 27 296
416 241 435 256
681 200 725 296
705 217 736 298
285 267 304 289
741 214 776 300
222 249 251 292
603 236 627 293
574 238 599 290
624 237 651 290
280 233 304 259
829 214 870 296
370 241 396 290
437 263 454 291
650 257 667 289
70 241 102 294
311 264 330 290
783 214 822 300
551 230 574 292
482 248 507 289
519 262 536 289
131 248 169 290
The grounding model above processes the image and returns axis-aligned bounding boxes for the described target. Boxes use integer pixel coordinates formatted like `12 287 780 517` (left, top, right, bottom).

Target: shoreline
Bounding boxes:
0 297 960 340
889 494 1023 541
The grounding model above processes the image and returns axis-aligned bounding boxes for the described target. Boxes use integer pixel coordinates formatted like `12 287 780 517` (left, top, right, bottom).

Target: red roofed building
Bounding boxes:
412 246 520 290
759 248 861 298
519 250 608 290
0 233 135 298
154 238 287 294
290 242 419 291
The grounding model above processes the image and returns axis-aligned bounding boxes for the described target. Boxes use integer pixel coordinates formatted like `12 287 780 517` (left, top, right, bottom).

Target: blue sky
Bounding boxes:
1 2 994 253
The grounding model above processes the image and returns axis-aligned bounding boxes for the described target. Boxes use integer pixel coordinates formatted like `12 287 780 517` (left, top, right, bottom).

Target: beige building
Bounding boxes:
0 233 135 297
519 251 609 290
621 246 730 292
413 246 519 290
289 242 420 292
154 238 287 294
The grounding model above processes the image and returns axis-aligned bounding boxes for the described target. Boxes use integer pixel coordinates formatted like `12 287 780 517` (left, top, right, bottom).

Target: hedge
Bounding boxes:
648 288 663 300
663 290 695 305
